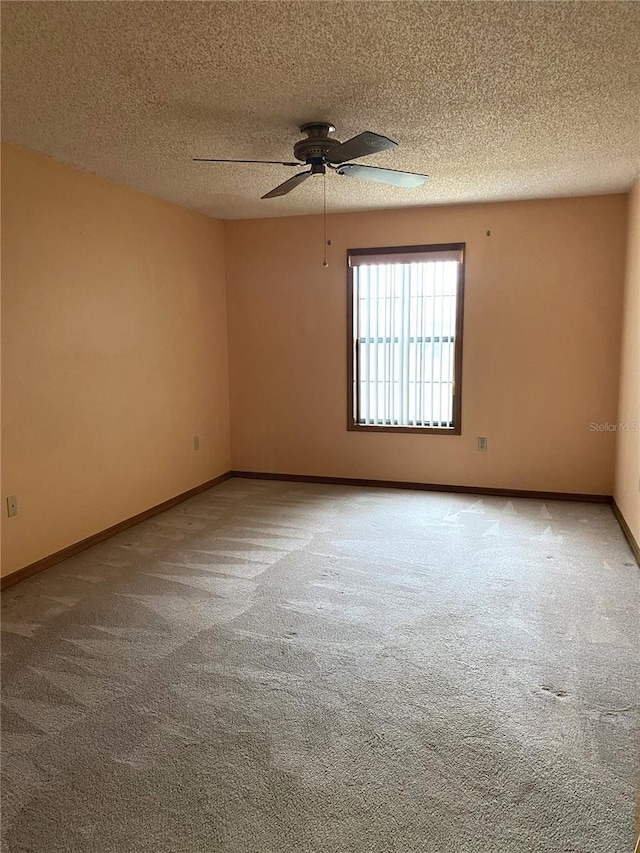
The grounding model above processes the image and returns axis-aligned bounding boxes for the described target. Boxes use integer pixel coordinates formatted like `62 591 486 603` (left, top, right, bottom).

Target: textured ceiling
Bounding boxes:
2 1 639 220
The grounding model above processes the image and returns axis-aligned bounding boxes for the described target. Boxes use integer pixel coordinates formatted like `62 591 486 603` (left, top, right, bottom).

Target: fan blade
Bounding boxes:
261 170 313 199
194 158 301 166
336 163 428 188
325 131 398 164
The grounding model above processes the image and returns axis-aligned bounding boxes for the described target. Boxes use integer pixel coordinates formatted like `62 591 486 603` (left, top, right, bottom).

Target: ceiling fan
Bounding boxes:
194 122 429 199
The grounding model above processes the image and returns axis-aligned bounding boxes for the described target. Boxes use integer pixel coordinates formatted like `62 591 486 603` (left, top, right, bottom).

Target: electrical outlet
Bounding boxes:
193 436 200 451
6 495 18 517
477 437 488 452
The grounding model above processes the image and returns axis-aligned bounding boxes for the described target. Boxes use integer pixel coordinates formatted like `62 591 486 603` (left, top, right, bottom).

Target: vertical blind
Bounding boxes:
351 251 461 427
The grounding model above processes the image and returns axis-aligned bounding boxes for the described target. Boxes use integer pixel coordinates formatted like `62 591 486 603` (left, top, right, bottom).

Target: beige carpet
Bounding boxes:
1 478 639 852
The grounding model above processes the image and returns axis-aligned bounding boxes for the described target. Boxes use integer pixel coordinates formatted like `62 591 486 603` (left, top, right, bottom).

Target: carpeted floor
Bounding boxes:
1 478 639 852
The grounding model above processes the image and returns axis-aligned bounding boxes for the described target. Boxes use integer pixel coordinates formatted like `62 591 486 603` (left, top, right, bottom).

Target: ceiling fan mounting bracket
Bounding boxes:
294 121 341 163
299 122 336 136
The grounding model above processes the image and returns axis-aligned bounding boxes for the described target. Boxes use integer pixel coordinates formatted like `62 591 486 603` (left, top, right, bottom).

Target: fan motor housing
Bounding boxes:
294 122 341 163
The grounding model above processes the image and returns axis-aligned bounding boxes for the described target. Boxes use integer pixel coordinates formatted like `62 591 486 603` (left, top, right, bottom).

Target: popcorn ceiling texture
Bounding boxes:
1 0 639 219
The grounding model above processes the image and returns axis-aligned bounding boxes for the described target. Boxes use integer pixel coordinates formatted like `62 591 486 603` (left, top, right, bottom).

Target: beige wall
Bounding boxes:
2 147 632 580
1 144 231 577
226 195 627 495
615 177 640 542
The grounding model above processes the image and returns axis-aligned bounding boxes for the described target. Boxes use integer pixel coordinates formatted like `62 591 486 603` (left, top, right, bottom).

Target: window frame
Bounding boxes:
346 242 465 435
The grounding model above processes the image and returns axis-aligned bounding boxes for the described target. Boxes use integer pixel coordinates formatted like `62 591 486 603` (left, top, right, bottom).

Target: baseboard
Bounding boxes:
611 500 640 566
230 470 612 503
0 471 232 591
1 470 627 592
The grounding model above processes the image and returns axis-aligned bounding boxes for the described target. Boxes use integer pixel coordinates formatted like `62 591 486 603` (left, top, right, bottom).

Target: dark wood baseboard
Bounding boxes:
0 471 232 591
230 470 611 503
611 499 640 566
3 470 633 592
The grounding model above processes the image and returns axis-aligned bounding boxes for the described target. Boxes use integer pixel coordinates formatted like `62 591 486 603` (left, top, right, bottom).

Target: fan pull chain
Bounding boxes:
322 171 328 268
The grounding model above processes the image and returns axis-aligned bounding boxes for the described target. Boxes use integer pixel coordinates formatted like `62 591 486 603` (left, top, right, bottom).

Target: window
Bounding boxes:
347 243 465 434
